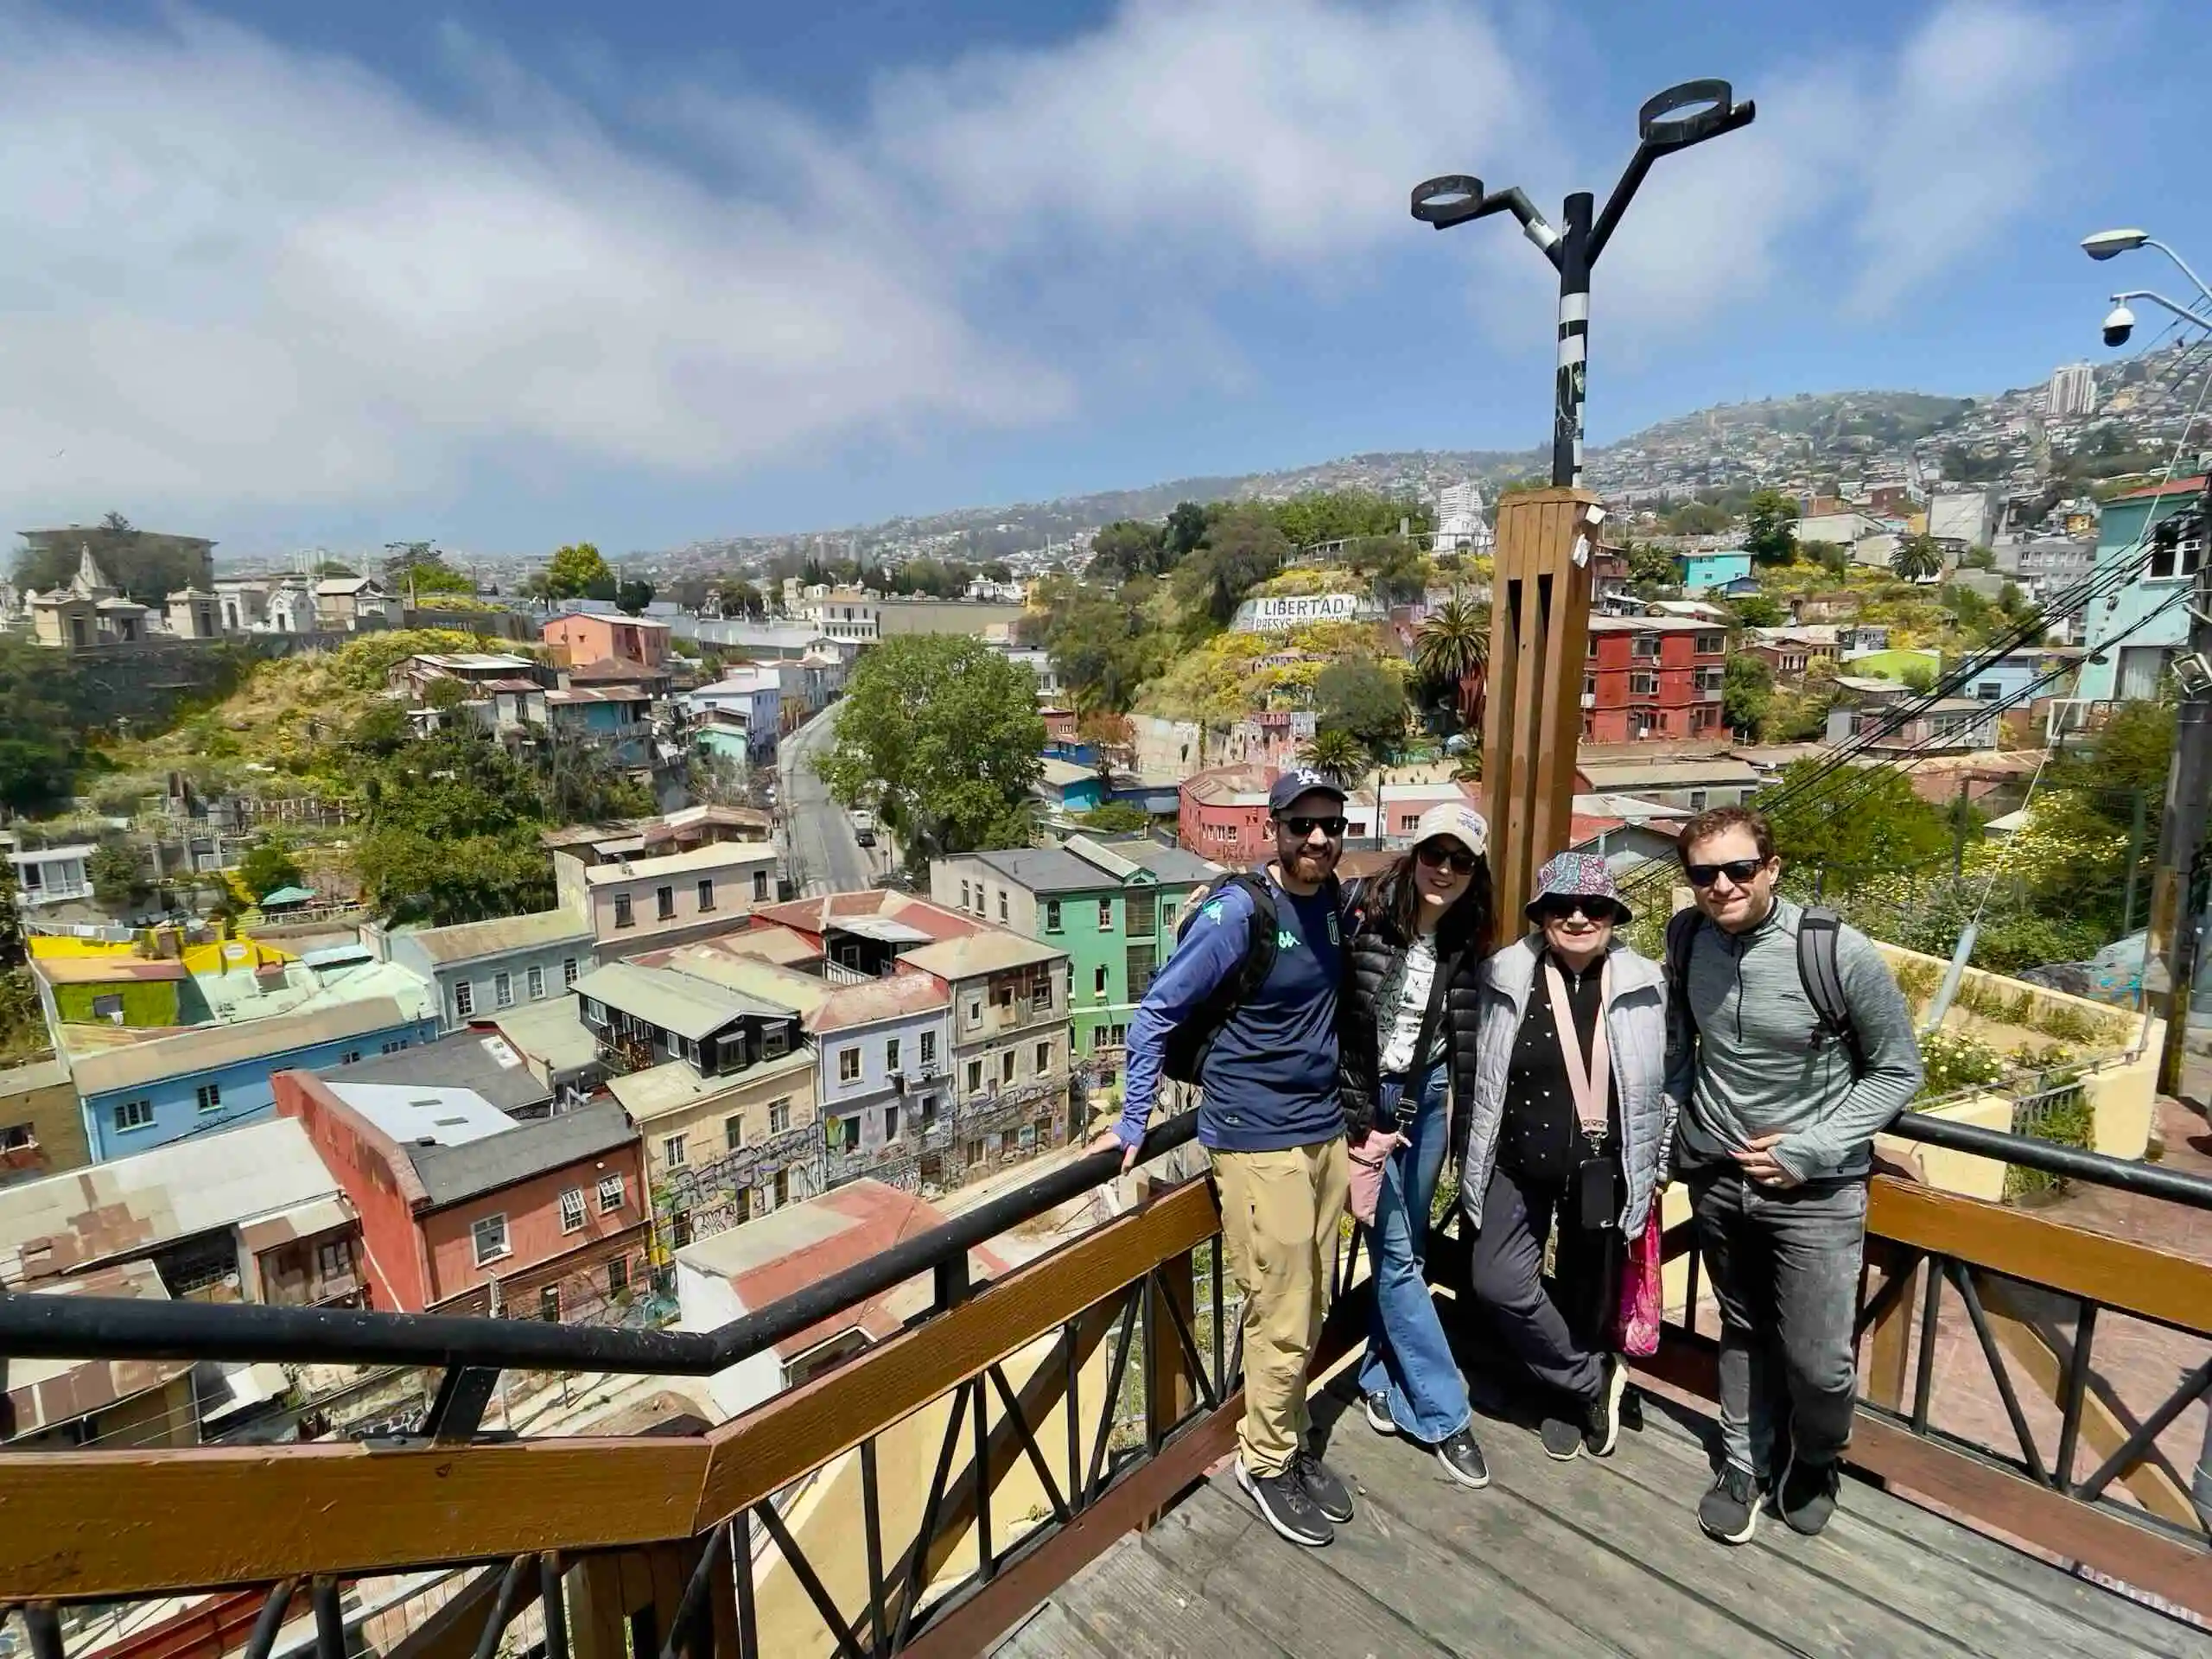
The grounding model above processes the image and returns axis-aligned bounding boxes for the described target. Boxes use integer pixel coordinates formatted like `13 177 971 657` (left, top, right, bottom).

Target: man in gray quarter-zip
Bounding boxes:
1663 807 1922 1548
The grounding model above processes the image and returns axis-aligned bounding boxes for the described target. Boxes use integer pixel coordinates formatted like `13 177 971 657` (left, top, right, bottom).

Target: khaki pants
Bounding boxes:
1212 1138 1350 1478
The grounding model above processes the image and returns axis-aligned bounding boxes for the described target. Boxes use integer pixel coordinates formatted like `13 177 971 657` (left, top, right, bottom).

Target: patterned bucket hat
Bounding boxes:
1523 849 1633 925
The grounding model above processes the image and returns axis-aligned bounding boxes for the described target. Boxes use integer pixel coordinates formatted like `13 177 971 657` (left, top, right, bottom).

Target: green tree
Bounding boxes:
382 543 475 595
1087 520 1168 584
1413 597 1491 730
616 578 656 615
1270 489 1432 548
1759 761 1951 890
0 857 22 969
543 543 614 601
1315 657 1408 760
1723 654 1774 734
89 842 150 911
1624 542 1679 588
1299 728 1369 787
1662 500 1732 537
1075 802 1153 834
356 829 555 927
1891 534 1943 582
1174 505 1288 629
1799 539 1850 579
1961 545 1997 570
1898 662 1938 694
1744 489 1800 566
1727 594 1786 629
1164 501 1210 560
1360 537 1430 606
237 837 305 902
817 637 1046 864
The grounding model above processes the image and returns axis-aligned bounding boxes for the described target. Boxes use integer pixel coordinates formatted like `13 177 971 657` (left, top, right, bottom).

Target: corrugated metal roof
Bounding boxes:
398 1096 638 1210
607 1046 814 1122
900 930 1065 982
0 1117 347 1285
69 996 420 1096
582 842 776 885
397 908 594 967
574 962 798 1041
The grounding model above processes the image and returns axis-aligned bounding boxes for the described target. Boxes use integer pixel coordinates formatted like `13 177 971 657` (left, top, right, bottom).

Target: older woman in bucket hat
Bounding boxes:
1455 852 1675 1463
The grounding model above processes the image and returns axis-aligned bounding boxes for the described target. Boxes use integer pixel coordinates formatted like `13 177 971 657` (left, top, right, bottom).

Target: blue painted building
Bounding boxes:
72 996 440 1161
1676 550 1754 594
2076 475 2205 702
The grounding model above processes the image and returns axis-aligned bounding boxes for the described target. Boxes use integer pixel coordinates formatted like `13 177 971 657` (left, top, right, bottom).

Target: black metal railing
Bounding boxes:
1665 1111 2212 1560
0 1115 1198 1445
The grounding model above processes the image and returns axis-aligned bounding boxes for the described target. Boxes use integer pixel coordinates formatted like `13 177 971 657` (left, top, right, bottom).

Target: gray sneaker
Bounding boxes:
1698 1463 1760 1546
1294 1449 1355 1523
1236 1457 1333 1548
1778 1449 1841 1536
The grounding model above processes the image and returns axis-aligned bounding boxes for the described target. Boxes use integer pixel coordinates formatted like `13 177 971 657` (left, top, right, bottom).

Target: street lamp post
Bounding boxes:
2084 228 2212 1199
1411 79 1756 487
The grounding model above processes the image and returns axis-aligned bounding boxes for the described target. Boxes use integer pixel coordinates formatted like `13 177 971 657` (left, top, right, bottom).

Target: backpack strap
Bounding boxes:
1796 906 1864 1078
1663 906 1702 1040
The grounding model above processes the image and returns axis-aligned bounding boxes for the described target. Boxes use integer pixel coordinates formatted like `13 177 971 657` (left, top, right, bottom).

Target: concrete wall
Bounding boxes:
0 1069 91 1186
276 1071 433 1311
589 854 779 948
818 1009 955 1150
871 601 1027 638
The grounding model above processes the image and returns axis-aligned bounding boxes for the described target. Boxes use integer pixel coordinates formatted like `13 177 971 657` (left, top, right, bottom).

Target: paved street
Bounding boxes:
779 703 877 896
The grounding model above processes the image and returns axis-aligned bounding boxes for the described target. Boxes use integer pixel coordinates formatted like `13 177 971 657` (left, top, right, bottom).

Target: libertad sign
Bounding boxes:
1229 593 1376 633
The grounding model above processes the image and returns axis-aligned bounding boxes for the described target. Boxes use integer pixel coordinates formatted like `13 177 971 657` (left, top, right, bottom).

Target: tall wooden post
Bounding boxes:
1483 487 1599 946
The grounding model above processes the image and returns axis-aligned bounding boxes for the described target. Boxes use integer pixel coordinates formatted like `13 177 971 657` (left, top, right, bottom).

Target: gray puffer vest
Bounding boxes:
1456 935 1677 1236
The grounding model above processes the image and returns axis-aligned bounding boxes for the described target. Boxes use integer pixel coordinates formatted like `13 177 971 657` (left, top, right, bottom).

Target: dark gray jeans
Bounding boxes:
1690 1170 1868 1478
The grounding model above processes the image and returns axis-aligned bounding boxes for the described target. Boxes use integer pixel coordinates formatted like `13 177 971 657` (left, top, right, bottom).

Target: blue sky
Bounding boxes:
5 1 2205 561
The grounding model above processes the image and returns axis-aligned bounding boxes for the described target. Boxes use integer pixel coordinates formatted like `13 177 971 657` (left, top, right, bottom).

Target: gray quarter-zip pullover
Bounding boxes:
1666 897 1923 1181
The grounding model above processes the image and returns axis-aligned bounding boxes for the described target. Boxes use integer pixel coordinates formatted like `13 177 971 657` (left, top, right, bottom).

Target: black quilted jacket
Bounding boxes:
1337 879 1486 1143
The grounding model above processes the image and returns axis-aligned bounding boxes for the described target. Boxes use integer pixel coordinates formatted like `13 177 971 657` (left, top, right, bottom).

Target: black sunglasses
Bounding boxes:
1415 841 1478 874
1534 895 1614 923
1686 856 1768 889
1282 815 1348 838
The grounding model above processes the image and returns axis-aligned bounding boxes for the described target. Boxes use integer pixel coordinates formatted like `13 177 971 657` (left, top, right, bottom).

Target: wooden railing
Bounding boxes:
3 1114 2209 1655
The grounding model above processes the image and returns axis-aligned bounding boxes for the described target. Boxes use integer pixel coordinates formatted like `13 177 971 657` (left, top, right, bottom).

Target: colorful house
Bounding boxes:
929 837 1219 1063
1675 550 1754 594
2075 475 2205 702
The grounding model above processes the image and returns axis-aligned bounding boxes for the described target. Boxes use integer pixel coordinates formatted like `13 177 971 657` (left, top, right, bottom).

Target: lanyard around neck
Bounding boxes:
1541 957 1611 1140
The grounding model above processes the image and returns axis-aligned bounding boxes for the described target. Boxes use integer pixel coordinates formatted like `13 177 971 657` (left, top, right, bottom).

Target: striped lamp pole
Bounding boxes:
1413 81 1756 490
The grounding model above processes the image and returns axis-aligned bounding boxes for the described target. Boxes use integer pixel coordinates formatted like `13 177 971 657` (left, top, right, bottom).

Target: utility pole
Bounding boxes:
2149 483 2212 1096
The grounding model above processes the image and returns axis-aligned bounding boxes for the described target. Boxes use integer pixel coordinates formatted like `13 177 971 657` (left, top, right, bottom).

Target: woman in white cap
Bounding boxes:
1456 851 1674 1462
1338 801 1496 1490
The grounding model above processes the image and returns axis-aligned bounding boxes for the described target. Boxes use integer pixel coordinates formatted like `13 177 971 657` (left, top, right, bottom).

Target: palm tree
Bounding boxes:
1298 728 1368 788
1891 535 1942 583
1414 596 1491 734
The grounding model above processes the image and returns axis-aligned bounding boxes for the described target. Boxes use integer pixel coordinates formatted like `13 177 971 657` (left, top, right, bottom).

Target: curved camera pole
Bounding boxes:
1412 79 1756 487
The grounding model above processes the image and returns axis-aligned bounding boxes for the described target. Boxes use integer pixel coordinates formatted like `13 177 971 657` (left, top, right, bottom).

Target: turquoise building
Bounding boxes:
2075 476 2203 703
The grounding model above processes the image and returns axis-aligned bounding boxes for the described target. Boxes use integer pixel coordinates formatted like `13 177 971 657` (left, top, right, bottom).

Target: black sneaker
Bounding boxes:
1236 1458 1333 1548
1777 1449 1841 1536
1539 1415 1584 1461
1584 1356 1628 1459
1697 1464 1760 1546
1363 1390 1396 1437
1294 1449 1355 1523
1435 1427 1491 1489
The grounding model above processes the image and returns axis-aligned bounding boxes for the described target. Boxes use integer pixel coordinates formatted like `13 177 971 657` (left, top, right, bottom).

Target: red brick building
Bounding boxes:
1582 617 1729 743
275 1071 648 1323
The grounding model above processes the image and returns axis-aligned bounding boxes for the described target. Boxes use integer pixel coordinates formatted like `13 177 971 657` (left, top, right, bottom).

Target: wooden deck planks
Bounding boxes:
997 1377 2212 1658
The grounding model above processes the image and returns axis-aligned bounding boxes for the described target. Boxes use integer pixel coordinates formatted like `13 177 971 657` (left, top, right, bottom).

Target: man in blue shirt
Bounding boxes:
1091 769 1357 1548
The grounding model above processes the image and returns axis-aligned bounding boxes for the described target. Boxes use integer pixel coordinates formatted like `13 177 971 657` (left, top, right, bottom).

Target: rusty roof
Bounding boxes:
5 1262 194 1440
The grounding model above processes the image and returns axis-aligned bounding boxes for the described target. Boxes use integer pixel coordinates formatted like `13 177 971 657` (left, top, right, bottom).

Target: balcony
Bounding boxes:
3 1114 2209 1657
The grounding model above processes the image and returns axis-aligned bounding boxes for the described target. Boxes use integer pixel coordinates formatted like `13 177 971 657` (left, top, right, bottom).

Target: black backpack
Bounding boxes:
1664 904 1864 1077
1160 873 1281 1084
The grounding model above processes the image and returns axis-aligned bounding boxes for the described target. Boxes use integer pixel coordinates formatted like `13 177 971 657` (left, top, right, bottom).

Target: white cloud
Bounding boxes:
0 0 2084 528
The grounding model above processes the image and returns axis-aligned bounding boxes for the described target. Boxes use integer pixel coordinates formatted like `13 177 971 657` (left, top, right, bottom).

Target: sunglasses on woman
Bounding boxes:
1414 841 1479 874
1533 896 1612 923
1686 856 1768 889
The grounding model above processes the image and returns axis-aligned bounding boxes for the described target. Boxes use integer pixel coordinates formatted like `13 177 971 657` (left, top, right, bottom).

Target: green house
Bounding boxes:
929 836 1223 1065
35 956 188 1029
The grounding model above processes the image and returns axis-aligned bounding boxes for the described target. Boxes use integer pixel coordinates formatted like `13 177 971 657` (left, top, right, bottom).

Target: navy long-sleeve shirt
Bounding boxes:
1117 870 1346 1154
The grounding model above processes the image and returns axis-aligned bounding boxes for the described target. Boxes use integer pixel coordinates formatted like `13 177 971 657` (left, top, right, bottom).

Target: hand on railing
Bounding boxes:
1085 1126 1139 1174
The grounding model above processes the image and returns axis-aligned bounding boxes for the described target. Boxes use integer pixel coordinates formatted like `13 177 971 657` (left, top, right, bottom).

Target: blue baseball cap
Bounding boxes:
1268 768 1349 817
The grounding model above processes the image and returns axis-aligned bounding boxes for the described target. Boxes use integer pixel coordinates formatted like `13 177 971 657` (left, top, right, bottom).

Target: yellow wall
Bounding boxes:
29 931 295 974
750 1325 1109 1656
